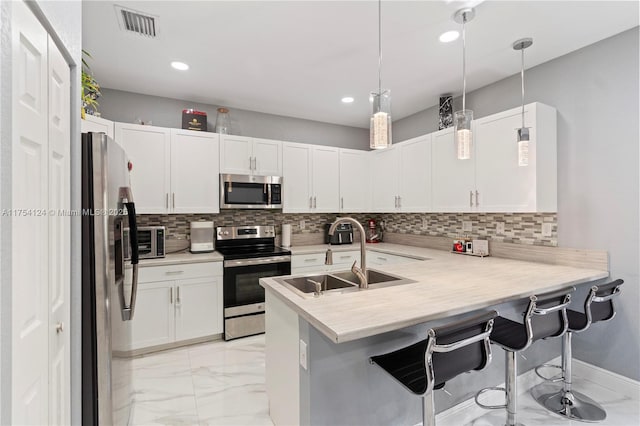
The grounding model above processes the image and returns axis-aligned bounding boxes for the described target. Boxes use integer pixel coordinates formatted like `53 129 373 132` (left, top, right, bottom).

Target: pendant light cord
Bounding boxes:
521 48 525 128
462 13 467 112
378 0 382 94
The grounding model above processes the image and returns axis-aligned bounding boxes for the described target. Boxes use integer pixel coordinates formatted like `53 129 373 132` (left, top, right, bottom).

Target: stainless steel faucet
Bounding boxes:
327 217 368 289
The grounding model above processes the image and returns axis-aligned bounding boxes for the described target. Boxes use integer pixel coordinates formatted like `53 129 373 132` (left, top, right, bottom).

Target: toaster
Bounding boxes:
324 223 354 245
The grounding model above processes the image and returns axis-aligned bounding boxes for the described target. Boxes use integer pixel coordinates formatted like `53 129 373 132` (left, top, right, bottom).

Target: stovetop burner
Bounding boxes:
215 225 291 260
216 245 291 260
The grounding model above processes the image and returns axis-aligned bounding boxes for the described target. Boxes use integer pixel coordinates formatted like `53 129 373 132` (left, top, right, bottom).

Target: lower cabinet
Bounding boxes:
127 262 223 351
291 250 360 275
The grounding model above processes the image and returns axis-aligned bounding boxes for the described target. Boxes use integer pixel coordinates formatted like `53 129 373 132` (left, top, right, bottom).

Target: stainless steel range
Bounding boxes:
216 225 291 340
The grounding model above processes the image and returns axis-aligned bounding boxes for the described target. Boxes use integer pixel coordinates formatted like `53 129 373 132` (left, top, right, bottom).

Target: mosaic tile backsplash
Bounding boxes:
137 211 557 246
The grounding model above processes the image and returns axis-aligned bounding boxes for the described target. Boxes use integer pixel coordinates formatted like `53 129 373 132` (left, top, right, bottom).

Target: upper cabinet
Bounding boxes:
370 135 432 213
116 123 220 214
220 135 282 176
282 143 339 213
431 102 557 213
81 115 115 140
339 149 370 212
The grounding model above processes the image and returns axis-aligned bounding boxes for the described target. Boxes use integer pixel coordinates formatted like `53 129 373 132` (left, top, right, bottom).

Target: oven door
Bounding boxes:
223 256 291 340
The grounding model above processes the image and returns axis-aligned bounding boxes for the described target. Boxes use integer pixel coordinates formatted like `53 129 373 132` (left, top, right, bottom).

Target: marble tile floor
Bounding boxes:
130 334 639 426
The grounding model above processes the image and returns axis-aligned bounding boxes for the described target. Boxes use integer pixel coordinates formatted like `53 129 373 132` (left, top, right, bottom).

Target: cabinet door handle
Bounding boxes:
166 270 184 275
166 193 169 208
475 190 479 207
309 197 313 208
304 258 319 262
377 256 388 261
394 196 398 208
313 196 317 209
341 197 344 210
170 287 173 304
470 191 473 208
55 322 64 334
176 286 181 304
172 193 175 209
398 196 401 209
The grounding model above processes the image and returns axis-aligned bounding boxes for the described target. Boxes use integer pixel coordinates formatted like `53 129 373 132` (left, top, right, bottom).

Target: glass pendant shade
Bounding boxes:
370 90 392 150
517 127 530 167
454 109 473 160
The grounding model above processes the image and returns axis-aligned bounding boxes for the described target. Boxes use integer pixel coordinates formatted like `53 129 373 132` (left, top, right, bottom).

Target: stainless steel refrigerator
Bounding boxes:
82 132 140 425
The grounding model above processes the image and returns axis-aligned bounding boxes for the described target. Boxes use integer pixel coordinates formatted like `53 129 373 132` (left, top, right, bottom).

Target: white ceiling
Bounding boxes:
82 1 639 128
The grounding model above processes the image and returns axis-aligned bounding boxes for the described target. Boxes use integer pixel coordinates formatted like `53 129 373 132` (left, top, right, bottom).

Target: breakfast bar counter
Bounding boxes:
259 243 609 426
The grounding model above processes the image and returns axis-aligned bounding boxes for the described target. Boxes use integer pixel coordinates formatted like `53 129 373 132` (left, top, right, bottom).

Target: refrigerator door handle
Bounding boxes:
120 200 139 321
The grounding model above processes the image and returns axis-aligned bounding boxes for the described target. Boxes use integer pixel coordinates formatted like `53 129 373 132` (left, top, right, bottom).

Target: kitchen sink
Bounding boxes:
275 268 416 298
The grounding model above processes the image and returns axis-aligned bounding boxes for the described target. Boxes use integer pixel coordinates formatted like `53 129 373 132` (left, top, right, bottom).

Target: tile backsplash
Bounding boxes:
138 211 557 247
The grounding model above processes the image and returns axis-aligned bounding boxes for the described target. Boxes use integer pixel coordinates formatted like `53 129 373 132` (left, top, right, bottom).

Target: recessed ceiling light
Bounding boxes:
341 97 355 103
171 61 189 71
439 30 460 43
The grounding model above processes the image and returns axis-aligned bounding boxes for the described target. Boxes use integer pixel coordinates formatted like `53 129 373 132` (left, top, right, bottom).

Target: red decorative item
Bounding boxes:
366 219 380 243
127 161 133 171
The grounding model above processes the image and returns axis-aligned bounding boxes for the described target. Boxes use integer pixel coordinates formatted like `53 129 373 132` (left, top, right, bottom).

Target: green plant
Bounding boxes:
81 50 101 118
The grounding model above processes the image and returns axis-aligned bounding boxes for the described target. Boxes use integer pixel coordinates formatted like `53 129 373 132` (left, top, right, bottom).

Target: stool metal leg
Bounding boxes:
505 350 524 426
422 390 435 426
532 332 607 422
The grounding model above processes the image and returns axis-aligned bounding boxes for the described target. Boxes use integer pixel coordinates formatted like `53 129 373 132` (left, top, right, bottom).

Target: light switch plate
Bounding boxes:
542 223 553 238
462 221 472 232
299 220 306 231
496 222 505 235
299 339 308 370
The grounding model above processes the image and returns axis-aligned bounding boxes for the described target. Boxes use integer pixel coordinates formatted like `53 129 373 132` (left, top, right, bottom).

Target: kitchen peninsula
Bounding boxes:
260 243 608 426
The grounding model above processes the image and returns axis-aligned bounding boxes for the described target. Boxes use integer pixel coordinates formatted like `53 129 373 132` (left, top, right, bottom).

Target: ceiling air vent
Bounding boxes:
115 5 158 38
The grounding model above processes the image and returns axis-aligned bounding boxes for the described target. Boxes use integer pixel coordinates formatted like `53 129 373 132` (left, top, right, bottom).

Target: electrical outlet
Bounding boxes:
542 223 553 238
462 221 472 232
496 222 505 235
299 220 306 230
421 218 428 230
299 339 308 370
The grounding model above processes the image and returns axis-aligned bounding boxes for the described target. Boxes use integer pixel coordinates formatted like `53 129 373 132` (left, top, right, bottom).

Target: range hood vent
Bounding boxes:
115 5 158 38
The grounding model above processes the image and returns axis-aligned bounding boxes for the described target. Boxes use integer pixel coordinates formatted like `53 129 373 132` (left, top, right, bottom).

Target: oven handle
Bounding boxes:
224 255 291 268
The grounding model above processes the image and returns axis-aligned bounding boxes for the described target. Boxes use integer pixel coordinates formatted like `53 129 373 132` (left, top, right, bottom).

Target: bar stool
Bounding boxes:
370 310 497 426
531 279 623 422
475 288 573 426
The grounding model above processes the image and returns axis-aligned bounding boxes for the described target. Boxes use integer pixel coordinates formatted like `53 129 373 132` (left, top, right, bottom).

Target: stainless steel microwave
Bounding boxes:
220 174 283 209
124 226 165 260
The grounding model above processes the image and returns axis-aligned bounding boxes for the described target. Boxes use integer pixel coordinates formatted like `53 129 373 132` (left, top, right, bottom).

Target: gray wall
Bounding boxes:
98 88 370 150
0 0 82 422
395 27 640 380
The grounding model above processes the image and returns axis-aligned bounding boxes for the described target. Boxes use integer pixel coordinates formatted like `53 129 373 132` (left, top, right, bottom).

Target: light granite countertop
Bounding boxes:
260 243 608 343
136 250 223 267
288 243 429 259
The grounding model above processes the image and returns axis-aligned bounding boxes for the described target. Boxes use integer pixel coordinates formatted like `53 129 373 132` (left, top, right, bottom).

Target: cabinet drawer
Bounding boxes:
331 250 359 265
139 262 223 283
368 252 416 266
291 253 327 269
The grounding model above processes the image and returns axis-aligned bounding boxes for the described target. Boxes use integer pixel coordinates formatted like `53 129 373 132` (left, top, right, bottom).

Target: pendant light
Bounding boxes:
370 0 391 150
513 38 533 167
453 8 475 160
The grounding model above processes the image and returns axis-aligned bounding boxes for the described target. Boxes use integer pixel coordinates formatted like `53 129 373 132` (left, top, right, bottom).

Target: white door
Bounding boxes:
339 149 370 212
170 129 220 213
11 1 49 423
219 135 252 174
81 115 114 140
116 123 171 214
47 36 70 426
130 282 175 350
282 143 312 213
253 138 282 176
399 135 431 212
474 108 536 212
431 128 476 212
174 278 223 340
311 146 340 212
370 147 399 212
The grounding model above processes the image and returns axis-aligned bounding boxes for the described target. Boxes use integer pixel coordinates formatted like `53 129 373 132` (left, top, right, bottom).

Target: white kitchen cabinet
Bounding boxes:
370 147 399 212
116 123 171 213
282 143 339 213
127 262 223 351
291 250 360 275
174 277 224 341
431 127 476 212
81 114 115 140
130 281 176 349
474 102 557 212
170 129 220 213
116 123 220 214
370 135 431 213
339 149 370 212
431 102 557 213
220 135 282 176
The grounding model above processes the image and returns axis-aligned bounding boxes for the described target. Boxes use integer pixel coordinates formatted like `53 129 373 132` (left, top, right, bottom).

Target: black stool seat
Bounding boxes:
567 310 589 330
370 310 497 426
490 317 529 350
